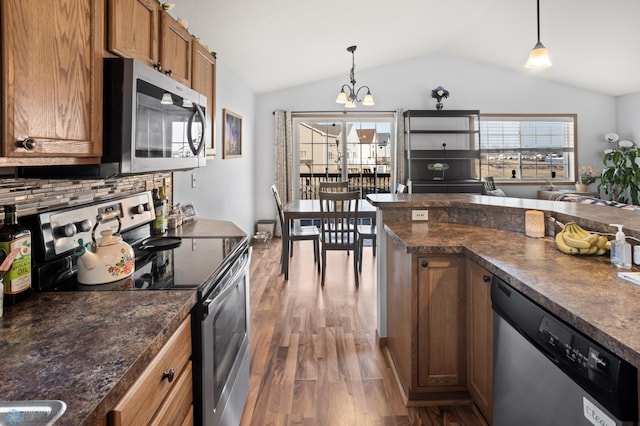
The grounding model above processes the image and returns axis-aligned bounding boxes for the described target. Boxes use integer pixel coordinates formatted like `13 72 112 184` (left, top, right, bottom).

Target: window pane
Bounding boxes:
293 114 395 199
480 115 576 183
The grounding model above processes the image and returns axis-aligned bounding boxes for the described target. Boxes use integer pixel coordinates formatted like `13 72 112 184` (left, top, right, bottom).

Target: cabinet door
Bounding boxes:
191 42 216 157
416 256 466 389
466 260 493 422
159 11 192 86
2 0 103 160
108 0 159 67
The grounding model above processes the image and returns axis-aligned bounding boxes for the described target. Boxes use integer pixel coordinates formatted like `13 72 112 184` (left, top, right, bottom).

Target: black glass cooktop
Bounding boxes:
40 236 247 292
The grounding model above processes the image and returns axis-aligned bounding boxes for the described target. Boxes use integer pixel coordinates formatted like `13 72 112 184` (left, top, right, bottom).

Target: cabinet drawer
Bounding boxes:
150 361 193 426
109 317 192 425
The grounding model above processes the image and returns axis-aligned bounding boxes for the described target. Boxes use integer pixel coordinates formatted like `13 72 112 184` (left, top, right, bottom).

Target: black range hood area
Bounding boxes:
17 163 122 179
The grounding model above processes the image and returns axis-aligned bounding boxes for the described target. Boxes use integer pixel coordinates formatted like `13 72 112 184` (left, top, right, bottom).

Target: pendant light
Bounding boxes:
335 45 375 107
525 0 552 69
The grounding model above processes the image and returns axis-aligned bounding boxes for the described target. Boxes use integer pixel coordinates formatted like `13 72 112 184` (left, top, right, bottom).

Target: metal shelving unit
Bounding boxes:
404 109 483 194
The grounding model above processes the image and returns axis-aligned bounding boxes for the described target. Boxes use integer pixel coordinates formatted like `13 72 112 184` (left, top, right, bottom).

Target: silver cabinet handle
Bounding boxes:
17 137 36 150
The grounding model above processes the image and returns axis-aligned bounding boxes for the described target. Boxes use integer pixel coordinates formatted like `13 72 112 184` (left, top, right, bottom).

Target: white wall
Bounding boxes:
617 92 640 143
254 53 617 221
173 61 256 234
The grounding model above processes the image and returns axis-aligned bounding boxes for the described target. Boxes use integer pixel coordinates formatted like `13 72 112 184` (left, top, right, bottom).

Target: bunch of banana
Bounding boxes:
555 222 610 255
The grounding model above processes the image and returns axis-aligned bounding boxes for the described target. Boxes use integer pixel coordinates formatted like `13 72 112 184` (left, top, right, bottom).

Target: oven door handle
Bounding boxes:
202 250 249 317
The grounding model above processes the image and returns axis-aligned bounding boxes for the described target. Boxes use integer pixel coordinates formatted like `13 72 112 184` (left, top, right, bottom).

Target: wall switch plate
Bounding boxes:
412 210 429 220
145 180 153 190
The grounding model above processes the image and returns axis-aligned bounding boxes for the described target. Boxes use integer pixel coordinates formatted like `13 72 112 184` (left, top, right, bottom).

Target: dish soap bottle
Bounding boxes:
610 224 631 269
0 204 32 305
152 188 168 235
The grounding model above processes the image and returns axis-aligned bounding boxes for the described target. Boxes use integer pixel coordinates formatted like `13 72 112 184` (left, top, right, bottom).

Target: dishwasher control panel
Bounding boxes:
537 315 616 392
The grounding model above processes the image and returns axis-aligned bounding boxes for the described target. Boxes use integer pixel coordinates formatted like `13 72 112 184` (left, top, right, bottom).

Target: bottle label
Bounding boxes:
1 235 31 294
153 202 168 234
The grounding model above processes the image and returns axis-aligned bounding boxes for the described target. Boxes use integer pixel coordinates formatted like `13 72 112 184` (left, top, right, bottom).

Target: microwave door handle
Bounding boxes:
187 103 206 156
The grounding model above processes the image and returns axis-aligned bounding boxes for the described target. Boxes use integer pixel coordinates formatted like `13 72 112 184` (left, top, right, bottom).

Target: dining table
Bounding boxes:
281 198 377 280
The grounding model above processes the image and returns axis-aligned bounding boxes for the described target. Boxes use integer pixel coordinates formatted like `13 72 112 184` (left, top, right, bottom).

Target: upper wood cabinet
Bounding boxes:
1 0 104 164
191 43 216 156
108 0 191 85
108 0 159 67
159 12 192 86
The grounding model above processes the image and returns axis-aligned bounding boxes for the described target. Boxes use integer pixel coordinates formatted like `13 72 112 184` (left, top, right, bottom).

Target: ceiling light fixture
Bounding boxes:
160 92 173 105
336 45 375 107
525 0 552 69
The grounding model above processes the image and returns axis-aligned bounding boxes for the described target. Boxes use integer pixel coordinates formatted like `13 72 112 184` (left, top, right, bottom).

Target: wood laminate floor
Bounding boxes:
240 238 486 426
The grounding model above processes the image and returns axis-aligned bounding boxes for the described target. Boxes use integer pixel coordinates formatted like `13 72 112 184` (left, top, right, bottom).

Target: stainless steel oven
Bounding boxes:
198 246 250 426
22 192 251 426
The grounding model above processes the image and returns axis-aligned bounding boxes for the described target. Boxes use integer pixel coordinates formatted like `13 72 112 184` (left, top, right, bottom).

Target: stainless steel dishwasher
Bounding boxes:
491 275 638 426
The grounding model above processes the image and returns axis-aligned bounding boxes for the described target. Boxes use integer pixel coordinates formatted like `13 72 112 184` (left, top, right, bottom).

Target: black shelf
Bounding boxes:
404 110 482 194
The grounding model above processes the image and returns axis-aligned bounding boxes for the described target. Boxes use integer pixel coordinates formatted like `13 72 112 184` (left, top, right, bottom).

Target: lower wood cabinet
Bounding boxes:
108 316 193 425
386 233 468 403
466 260 493 423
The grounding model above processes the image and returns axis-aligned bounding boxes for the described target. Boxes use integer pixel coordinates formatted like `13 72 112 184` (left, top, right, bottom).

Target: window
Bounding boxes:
480 114 576 183
293 112 395 199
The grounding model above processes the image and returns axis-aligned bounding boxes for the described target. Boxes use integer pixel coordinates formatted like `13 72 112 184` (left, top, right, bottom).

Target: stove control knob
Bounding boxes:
132 204 146 215
76 219 92 233
58 223 77 237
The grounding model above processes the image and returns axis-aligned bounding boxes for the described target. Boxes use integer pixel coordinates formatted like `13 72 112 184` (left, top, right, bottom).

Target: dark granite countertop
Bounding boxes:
385 221 640 369
0 290 197 425
368 193 640 237
167 218 246 238
0 217 243 424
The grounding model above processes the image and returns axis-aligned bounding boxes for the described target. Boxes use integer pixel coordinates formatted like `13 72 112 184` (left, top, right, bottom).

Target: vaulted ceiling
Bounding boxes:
174 0 640 96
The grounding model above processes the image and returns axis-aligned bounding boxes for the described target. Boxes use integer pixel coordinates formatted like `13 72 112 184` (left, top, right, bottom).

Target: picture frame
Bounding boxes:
222 109 242 158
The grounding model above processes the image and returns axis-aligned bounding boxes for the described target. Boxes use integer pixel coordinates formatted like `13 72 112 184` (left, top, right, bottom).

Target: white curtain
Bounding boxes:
273 110 293 237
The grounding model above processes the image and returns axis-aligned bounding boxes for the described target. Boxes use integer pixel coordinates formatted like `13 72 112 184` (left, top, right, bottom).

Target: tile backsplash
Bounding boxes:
0 173 172 221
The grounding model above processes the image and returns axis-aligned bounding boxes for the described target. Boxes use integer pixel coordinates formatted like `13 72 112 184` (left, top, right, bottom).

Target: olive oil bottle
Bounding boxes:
152 188 168 235
0 204 31 305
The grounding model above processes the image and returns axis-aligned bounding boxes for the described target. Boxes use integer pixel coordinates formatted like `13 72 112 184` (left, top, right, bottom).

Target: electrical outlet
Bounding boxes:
164 177 171 188
412 210 429 221
145 180 153 190
191 173 197 188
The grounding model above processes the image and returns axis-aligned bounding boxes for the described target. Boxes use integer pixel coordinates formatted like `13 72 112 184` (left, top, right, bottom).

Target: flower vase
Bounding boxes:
575 183 588 192
436 101 443 110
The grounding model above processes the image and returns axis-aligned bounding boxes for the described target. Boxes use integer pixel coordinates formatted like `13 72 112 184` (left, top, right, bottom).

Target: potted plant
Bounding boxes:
576 165 600 192
600 147 640 205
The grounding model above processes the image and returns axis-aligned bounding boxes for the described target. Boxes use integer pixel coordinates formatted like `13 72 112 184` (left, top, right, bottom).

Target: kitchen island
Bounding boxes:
368 192 640 368
370 193 640 419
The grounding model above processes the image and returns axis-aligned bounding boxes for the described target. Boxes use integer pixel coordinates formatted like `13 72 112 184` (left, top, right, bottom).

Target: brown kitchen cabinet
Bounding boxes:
0 0 103 164
159 11 192 86
386 233 468 403
191 42 216 156
108 0 191 85
108 316 193 426
108 0 160 68
466 259 493 423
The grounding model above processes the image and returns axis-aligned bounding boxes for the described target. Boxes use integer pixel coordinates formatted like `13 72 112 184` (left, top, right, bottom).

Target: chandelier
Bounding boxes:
335 46 375 108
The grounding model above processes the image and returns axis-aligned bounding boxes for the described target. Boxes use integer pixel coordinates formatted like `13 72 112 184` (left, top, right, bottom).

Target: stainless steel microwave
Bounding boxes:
103 57 207 174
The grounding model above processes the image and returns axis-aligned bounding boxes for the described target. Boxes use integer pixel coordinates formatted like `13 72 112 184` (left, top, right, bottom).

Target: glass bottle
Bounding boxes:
152 188 168 235
0 204 32 305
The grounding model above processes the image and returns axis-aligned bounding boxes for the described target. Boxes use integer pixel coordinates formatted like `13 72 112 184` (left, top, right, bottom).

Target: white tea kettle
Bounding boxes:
75 211 134 285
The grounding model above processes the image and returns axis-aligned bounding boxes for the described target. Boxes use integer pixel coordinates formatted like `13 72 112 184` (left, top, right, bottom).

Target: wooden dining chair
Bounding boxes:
319 191 360 286
270 185 320 279
319 181 349 193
